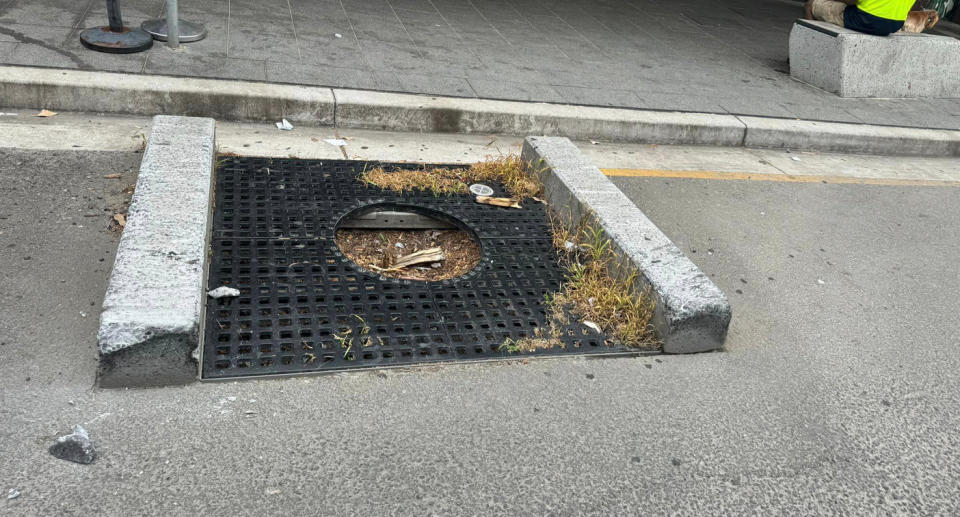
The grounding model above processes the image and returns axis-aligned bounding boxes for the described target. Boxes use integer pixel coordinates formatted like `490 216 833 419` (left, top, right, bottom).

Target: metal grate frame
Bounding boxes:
203 157 638 379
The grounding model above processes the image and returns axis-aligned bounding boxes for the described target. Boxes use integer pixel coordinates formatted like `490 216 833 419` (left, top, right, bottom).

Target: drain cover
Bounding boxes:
203 157 636 379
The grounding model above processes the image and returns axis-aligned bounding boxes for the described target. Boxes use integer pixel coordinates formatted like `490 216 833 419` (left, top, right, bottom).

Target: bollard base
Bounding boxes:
79 26 154 54
141 19 208 42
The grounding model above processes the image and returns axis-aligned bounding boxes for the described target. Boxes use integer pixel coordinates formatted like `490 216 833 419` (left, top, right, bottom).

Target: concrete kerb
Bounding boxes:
0 66 335 125
2 65 960 156
332 89 745 145
521 136 731 354
97 115 216 388
740 116 960 156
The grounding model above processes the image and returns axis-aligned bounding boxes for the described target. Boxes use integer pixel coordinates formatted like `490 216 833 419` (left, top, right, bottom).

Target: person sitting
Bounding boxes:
805 0 939 36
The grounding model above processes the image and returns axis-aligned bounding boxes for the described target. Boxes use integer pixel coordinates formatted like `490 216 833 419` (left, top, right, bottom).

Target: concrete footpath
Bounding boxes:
2 122 960 513
2 0 960 130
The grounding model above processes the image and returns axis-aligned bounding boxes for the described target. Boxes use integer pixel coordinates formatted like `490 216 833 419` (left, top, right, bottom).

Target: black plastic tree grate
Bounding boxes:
203 157 636 379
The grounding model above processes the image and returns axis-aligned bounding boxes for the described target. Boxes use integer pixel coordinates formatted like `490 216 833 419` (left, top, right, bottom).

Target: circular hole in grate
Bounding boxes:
335 204 482 282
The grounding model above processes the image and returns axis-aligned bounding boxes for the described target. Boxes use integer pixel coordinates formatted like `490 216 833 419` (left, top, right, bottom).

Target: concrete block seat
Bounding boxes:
789 19 960 98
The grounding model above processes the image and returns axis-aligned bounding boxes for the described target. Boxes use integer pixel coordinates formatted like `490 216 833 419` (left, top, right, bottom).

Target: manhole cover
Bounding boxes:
203 157 637 379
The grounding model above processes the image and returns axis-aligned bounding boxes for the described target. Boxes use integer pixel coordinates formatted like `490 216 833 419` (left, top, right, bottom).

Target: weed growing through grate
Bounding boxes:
359 155 541 200
499 336 563 354
546 217 661 350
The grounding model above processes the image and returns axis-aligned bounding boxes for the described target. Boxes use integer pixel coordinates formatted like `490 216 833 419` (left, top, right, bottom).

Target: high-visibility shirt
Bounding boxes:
856 0 914 21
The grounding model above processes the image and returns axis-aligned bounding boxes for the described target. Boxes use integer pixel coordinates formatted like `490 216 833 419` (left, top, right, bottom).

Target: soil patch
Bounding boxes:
335 229 481 281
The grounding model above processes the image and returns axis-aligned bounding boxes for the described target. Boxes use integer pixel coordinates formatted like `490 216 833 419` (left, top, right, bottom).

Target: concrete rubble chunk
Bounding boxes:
521 136 731 353
208 286 240 298
48 425 96 464
96 115 216 388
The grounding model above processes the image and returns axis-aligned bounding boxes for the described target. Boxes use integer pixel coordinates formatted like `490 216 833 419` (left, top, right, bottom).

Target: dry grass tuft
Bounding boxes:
499 337 563 354
548 218 660 349
359 155 541 199
360 166 470 196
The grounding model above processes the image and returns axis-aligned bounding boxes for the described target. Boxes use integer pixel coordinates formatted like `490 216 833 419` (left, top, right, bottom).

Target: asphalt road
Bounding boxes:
2 149 959 515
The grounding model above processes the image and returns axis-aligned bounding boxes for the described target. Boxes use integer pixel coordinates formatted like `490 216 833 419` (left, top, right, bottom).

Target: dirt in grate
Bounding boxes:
335 228 482 281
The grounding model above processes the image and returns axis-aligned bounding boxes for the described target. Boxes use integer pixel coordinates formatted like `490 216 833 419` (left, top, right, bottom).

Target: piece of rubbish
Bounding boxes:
35 109 58 117
103 173 122 179
208 286 241 298
276 119 293 131
816 279 825 285
791 156 801 161
7 488 19 500
476 196 521 209
112 213 126 229
583 320 602 333
431 262 442 269
589 140 600 145
395 242 404 249
564 241 576 252
587 297 596 307
0 112 18 116
334 33 342 38
48 425 96 464
469 183 494 196
324 138 347 146
371 247 445 272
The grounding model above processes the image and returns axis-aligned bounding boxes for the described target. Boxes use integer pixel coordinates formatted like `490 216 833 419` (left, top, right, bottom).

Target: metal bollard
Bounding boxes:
79 0 153 53
141 0 208 46
166 0 180 48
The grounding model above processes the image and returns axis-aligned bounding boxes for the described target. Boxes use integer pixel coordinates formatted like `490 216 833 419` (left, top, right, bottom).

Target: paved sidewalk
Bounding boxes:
1 0 960 129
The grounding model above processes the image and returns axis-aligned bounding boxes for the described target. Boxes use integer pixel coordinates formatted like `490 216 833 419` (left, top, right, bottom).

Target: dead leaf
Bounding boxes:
112 213 126 228
103 173 122 179
476 196 521 209
35 109 58 117
583 321 602 333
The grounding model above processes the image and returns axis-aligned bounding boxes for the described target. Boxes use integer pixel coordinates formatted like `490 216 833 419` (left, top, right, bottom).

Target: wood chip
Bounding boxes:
103 173 122 179
476 196 521 209
35 109 58 117
370 247 444 272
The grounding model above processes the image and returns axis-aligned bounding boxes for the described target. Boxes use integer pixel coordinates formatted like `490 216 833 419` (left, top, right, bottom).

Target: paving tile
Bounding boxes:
396 73 476 97
634 90 728 114
389 0 438 14
468 78 566 103
228 22 301 63
369 69 403 90
229 0 294 23
0 0 88 28
265 61 377 88
3 43 81 69
0 22 73 47
552 85 645 108
299 40 367 68
144 51 267 81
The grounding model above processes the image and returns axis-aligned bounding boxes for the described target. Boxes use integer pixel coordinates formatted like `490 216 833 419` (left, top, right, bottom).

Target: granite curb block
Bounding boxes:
521 136 731 353
2 65 960 156
96 115 216 388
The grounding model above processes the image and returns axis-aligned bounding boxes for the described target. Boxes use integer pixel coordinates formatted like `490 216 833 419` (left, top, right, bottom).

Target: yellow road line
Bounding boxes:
600 168 960 188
